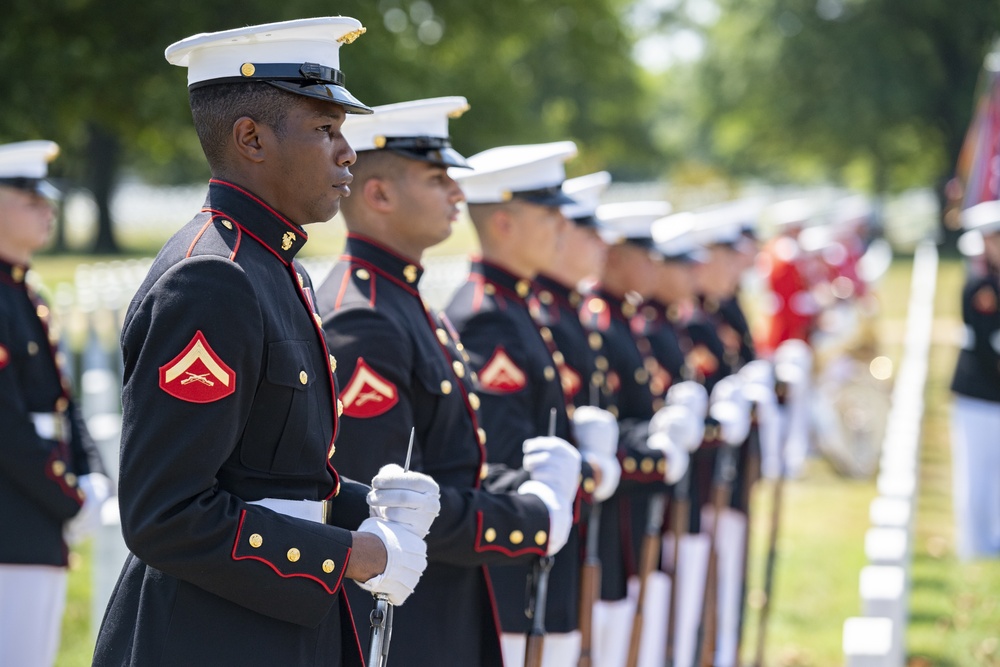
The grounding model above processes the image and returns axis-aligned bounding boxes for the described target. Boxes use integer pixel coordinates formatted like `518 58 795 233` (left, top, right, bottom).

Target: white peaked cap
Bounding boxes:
0 141 59 179
766 197 818 228
959 200 1000 256
342 96 471 167
165 17 371 114
651 212 707 262
596 201 672 244
832 194 873 226
561 171 611 221
453 141 578 206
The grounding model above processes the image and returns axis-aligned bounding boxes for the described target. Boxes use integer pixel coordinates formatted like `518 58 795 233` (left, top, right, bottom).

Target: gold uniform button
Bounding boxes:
51 461 66 476
552 351 564 365
355 268 370 280
222 219 234 230
539 291 553 305
484 283 496 296
440 380 452 395
337 400 344 417
11 266 24 283
588 300 606 314
622 302 637 317
583 478 596 494
27 341 38 356
329 443 337 459
641 458 654 474
313 314 323 327
436 329 449 345
535 530 547 546
65 473 77 487
566 405 575 419
595 356 608 371
510 530 524 545
468 393 481 410
299 371 309 385
478 428 487 445
452 360 465 378
456 342 465 352
623 457 637 473
480 463 489 480
56 397 69 412
589 332 603 350
539 327 553 342
329 355 337 372
287 548 301 563
484 528 497 543
634 368 649 384
544 366 556 381
515 280 530 298
592 371 605 385
249 533 263 548
36 304 49 319
608 405 619 418
657 459 667 475
322 559 336 574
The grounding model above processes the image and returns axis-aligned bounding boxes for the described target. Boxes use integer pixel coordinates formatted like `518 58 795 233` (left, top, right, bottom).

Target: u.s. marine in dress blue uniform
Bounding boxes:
0 260 103 568
950 200 1000 559
446 259 588 635
93 178 371 667
320 236 553 666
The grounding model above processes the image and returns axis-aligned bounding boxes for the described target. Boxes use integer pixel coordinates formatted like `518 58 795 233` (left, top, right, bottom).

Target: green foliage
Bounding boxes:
662 0 1000 192
0 0 654 185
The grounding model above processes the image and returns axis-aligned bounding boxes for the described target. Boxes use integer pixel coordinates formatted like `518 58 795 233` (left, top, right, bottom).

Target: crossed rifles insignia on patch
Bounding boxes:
159 331 236 403
341 358 399 418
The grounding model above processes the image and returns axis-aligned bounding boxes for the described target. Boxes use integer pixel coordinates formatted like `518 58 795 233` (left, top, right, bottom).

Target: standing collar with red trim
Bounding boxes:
0 257 29 287
343 234 424 289
202 179 308 264
471 259 534 301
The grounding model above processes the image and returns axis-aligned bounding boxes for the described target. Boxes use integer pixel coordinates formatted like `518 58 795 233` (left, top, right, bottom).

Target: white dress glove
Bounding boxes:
518 436 582 556
572 406 621 502
665 381 709 421
646 431 690 484
774 339 813 401
367 464 441 539
650 404 704 453
709 376 752 445
64 472 113 545
355 517 428 606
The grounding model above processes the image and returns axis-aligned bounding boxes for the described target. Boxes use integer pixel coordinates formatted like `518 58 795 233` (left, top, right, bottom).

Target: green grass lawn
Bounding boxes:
48 251 1000 666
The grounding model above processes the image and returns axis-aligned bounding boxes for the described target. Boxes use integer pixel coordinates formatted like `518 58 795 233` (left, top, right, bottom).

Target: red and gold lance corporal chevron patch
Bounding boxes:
159 330 236 403
341 358 398 418
558 362 582 400
478 346 527 393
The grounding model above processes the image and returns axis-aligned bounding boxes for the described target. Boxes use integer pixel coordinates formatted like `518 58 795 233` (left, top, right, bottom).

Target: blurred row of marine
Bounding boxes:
0 14 887 667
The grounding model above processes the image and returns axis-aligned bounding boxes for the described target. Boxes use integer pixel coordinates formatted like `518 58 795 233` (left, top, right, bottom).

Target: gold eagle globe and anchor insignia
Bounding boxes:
281 231 296 251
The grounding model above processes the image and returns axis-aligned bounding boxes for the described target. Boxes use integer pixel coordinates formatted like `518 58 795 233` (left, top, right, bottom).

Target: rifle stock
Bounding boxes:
625 493 666 667
577 503 602 667
665 472 690 666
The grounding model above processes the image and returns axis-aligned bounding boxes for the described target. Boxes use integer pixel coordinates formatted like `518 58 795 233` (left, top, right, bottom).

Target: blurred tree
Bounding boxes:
0 0 654 253
645 0 999 238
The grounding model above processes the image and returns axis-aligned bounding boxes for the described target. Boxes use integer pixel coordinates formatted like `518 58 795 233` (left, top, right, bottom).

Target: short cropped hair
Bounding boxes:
189 82 299 169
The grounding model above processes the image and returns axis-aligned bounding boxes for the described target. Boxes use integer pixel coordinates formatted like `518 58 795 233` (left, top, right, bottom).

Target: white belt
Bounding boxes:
248 498 329 524
31 412 69 441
